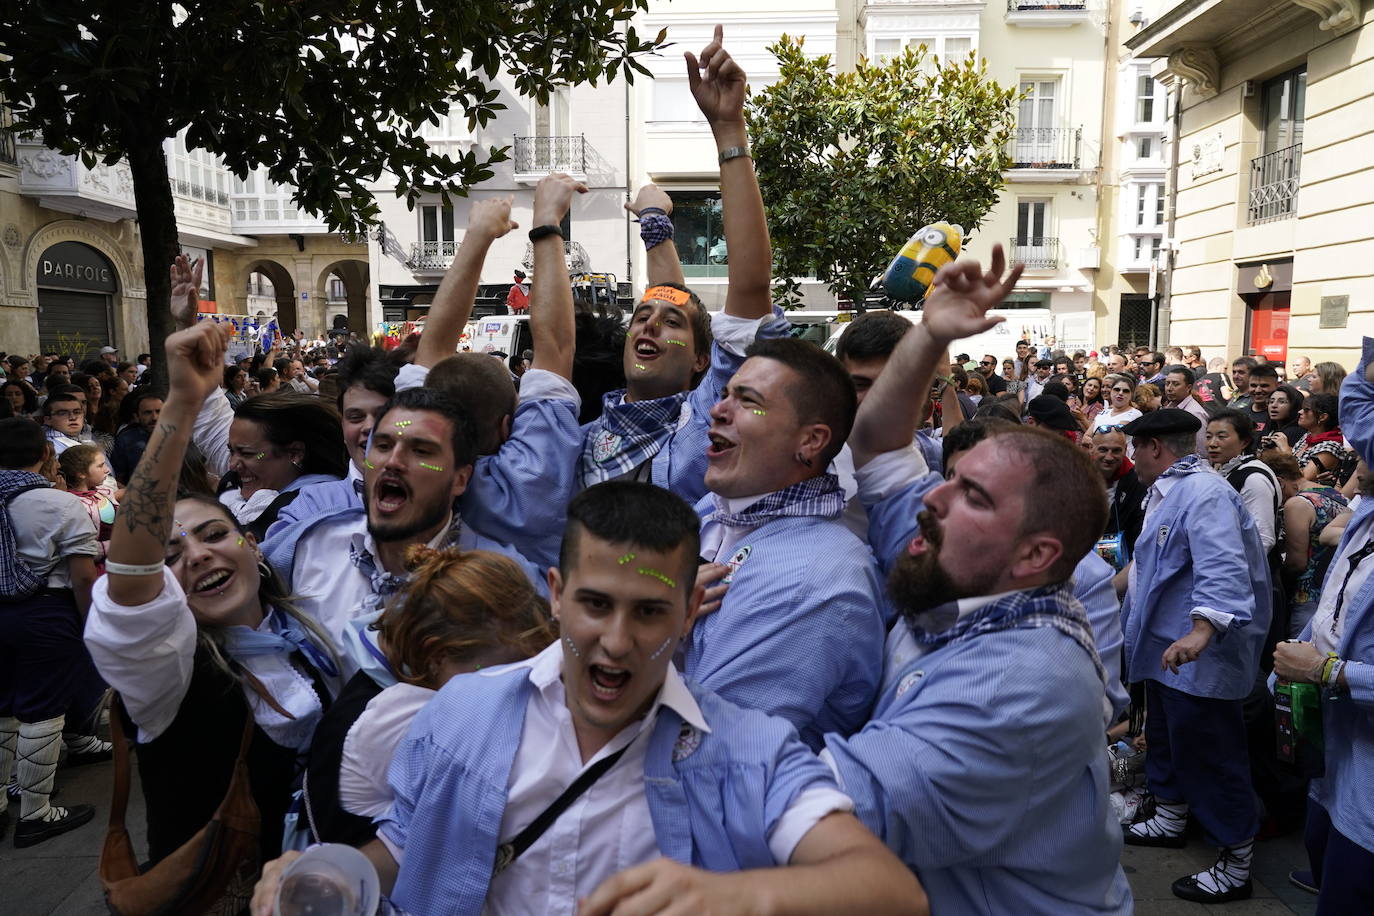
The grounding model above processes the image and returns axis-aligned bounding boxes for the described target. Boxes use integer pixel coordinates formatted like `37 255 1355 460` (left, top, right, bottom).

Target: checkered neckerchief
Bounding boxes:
579 390 691 487
707 473 847 529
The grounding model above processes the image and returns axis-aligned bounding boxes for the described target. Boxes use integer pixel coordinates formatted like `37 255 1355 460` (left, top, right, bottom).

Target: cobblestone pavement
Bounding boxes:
0 755 1320 915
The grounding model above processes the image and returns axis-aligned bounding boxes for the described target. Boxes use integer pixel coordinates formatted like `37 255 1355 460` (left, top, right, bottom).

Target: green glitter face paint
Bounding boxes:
634 363 647 371
394 420 412 428
255 452 266 460
752 409 767 416
419 462 445 472
617 553 636 565
364 459 375 470
236 537 245 547
666 339 687 347
637 567 676 588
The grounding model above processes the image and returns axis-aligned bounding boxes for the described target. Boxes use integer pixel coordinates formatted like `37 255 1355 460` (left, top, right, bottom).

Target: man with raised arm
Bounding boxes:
820 250 1132 914
579 26 789 505
250 481 928 916
377 187 585 569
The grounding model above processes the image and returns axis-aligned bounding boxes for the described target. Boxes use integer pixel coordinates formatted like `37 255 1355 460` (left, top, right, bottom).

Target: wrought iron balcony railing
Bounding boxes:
1009 237 1059 270
1007 0 1087 10
513 135 586 174
1006 127 1082 169
1248 143 1301 225
520 239 590 273
407 240 459 271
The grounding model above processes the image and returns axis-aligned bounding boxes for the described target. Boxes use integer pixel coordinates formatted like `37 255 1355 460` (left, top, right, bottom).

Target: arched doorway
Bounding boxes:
243 259 297 333
317 259 369 334
36 242 117 362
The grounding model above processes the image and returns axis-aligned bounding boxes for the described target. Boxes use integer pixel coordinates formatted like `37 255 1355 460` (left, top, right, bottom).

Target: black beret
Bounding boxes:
1122 408 1202 438
1026 395 1079 432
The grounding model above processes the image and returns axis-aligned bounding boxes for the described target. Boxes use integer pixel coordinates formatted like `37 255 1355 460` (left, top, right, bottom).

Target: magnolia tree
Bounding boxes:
746 37 1018 309
0 1 665 385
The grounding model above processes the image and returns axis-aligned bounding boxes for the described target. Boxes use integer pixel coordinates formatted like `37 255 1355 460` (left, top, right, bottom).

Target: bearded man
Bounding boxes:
818 248 1132 914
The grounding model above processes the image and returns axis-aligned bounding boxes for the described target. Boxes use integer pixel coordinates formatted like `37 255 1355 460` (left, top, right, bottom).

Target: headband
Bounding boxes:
641 285 692 307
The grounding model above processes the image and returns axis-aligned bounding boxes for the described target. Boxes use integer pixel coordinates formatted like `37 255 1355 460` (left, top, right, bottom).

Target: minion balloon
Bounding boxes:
881 222 963 304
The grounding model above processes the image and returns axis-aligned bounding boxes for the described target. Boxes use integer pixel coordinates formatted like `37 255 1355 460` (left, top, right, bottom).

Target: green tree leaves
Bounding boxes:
746 36 1017 308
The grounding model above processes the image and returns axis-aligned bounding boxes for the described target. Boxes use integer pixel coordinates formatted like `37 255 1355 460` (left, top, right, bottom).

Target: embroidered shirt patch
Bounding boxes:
895 670 925 698
722 544 752 584
1157 525 1169 547
593 430 622 464
673 722 703 761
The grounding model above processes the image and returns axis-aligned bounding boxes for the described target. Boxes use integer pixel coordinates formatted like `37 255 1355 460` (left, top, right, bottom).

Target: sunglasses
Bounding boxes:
1110 387 1132 394
980 361 994 366
1095 425 1125 434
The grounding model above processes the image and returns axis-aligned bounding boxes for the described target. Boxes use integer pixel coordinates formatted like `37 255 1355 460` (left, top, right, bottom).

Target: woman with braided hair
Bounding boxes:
299 544 555 846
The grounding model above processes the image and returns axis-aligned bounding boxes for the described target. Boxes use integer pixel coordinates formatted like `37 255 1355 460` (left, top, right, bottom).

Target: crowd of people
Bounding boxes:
0 27 1370 916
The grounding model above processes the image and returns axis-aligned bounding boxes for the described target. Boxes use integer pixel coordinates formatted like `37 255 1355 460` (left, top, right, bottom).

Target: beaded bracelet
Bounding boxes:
104 560 166 576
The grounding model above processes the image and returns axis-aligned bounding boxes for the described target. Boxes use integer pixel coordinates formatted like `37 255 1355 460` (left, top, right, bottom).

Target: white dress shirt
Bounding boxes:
85 567 323 748
339 683 436 819
376 642 851 916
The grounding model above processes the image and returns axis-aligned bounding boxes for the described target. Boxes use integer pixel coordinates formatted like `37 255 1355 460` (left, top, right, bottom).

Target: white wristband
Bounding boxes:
104 560 166 576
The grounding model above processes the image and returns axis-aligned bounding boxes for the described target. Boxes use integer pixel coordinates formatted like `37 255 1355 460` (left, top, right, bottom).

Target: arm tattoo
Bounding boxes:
117 421 180 538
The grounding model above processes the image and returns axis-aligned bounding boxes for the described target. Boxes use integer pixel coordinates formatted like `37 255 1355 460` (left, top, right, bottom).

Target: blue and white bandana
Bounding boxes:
707 473 847 530
907 583 1108 691
579 390 691 487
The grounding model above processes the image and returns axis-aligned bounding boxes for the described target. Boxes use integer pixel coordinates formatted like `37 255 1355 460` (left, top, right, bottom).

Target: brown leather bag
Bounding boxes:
100 696 263 916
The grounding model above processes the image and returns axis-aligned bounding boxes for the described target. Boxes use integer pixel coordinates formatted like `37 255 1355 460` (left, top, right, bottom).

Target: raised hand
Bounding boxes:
169 254 203 330
922 245 1023 346
468 196 519 241
166 320 233 407
532 172 588 227
685 24 747 126
626 183 674 217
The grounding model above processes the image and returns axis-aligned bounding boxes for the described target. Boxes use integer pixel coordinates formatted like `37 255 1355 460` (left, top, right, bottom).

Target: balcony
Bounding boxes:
1006 127 1083 178
1247 143 1301 225
1009 237 1060 270
521 239 591 273
407 240 459 273
1005 0 1091 26
513 135 587 184
15 135 137 222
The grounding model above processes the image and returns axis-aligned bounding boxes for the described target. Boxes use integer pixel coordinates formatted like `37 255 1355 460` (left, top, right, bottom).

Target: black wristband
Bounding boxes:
528 225 564 242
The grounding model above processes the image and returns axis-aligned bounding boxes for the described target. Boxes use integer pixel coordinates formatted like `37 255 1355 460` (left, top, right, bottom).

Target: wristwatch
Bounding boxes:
527 225 564 242
718 146 751 165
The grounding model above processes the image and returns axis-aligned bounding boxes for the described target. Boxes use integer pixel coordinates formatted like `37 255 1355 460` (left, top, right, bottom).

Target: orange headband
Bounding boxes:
642 285 692 306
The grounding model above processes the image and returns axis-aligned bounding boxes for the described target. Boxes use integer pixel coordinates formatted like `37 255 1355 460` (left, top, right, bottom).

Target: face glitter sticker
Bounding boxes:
617 553 636 565
394 420 412 428
751 409 767 416
666 339 688 347
563 634 582 658
634 363 647 371
236 537 245 547
419 462 445 472
637 567 676 588
364 459 375 470
647 635 673 660
255 452 266 461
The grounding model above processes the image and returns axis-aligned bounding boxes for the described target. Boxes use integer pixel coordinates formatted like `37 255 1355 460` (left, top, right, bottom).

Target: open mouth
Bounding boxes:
193 568 234 595
589 664 631 701
633 338 662 360
706 432 737 459
373 475 410 513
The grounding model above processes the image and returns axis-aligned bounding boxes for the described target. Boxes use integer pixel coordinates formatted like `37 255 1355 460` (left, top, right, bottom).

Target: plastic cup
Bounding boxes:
274 843 381 916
